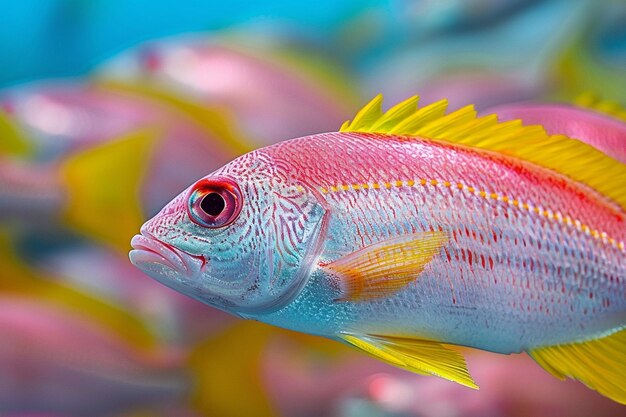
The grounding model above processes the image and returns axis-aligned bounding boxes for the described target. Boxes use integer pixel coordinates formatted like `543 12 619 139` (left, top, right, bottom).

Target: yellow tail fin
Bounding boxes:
529 327 626 404
60 129 159 251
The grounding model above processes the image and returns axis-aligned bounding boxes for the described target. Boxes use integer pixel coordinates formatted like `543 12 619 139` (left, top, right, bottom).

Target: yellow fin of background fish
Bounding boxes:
264 46 361 107
60 129 158 251
529 327 626 405
340 332 478 389
321 231 448 302
96 81 253 154
215 35 360 108
0 231 157 349
341 95 626 212
0 109 33 156
574 92 626 123
188 321 275 417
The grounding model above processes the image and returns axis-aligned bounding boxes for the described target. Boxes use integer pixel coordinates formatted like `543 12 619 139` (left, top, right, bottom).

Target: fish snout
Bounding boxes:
129 233 205 279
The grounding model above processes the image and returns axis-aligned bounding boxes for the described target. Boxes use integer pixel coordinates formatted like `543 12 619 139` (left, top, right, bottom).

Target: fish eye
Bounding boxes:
201 193 225 216
187 177 243 228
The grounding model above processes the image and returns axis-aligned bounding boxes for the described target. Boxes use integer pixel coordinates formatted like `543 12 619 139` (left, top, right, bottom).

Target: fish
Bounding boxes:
362 0 590 109
0 80 255 250
39 243 235 345
130 94 626 404
98 35 356 145
1 82 248 160
0 296 188 416
357 352 626 417
0 234 278 416
0 232 157 349
0 129 156 250
1 83 249 215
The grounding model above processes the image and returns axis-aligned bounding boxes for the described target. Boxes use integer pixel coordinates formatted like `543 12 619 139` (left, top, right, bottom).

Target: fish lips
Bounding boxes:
129 234 206 287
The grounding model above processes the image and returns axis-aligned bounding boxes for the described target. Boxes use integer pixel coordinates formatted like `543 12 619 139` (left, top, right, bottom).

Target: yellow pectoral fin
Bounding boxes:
321 231 448 302
529 327 626 405
60 129 159 251
340 332 478 389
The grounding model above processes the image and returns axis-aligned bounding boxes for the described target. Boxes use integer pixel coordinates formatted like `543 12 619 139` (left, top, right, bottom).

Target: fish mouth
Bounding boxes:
129 234 206 279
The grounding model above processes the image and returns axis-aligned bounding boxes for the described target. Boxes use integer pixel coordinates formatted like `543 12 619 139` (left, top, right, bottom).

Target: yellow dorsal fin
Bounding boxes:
575 92 626 123
529 327 626 405
340 332 478 389
341 95 626 211
60 129 159 251
0 109 33 156
370 96 420 132
344 93 384 131
321 231 448 302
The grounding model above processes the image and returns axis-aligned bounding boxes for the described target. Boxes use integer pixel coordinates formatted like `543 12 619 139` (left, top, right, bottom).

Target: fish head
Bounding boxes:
130 149 327 316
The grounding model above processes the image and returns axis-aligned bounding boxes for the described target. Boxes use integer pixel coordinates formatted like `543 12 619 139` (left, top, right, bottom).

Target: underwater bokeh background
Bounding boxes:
0 0 625 416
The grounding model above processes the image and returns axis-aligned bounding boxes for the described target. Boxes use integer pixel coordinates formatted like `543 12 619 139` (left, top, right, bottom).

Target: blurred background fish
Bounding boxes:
0 0 625 416
97 34 358 145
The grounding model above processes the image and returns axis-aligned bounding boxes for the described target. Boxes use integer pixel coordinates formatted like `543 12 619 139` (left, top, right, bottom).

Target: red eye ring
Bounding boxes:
186 177 243 228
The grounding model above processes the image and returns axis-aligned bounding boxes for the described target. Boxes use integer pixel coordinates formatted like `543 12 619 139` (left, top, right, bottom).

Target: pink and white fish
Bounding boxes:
1 82 249 213
0 82 252 249
131 95 626 404
0 244 272 417
0 298 187 416
39 244 234 345
99 35 356 145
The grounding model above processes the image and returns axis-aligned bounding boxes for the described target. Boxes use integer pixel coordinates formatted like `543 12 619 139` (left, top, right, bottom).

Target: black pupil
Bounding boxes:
200 193 225 216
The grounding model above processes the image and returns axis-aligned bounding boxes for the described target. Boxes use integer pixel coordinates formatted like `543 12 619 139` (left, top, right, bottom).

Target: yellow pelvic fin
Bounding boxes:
341 95 626 212
60 129 159 252
529 327 626 405
321 231 448 302
0 110 33 156
575 92 626 123
340 332 478 389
